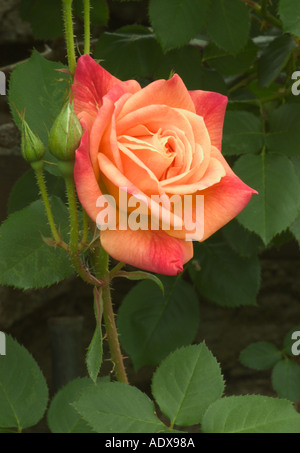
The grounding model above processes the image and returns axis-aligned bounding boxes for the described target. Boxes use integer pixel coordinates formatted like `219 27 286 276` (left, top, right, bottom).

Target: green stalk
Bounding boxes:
33 164 68 251
94 247 129 384
62 0 76 75
79 208 90 248
58 161 105 286
243 0 282 28
64 171 79 254
83 0 91 55
102 282 129 384
261 0 267 16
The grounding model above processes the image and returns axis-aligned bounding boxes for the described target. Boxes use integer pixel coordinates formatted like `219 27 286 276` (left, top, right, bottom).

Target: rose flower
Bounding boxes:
72 55 256 276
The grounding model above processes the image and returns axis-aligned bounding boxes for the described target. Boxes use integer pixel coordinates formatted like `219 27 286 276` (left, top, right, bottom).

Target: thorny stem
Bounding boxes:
59 162 106 286
62 0 76 75
83 0 91 55
33 165 68 251
64 170 79 254
72 253 106 286
109 261 126 279
102 282 129 384
34 163 105 285
94 247 129 384
61 0 127 383
79 209 90 249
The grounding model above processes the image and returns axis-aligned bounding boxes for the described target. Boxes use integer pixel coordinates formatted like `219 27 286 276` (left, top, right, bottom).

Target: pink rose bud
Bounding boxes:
48 102 82 162
21 118 45 165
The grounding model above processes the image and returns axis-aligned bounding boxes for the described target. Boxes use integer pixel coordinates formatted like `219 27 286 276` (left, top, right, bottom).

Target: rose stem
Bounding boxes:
79 209 90 249
83 0 91 55
62 0 77 75
242 0 282 28
94 246 129 384
33 165 68 251
59 162 106 286
64 168 79 255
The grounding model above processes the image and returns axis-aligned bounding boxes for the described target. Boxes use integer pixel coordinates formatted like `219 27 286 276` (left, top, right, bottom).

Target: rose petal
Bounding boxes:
118 134 175 180
162 156 226 194
118 142 160 195
72 55 120 118
100 229 193 275
89 97 115 178
199 146 258 240
74 126 103 222
189 90 228 150
72 55 140 122
117 104 194 135
98 152 184 230
119 74 196 119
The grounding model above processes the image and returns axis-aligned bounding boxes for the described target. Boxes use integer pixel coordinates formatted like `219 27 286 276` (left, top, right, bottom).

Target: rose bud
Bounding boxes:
48 102 82 162
21 118 45 166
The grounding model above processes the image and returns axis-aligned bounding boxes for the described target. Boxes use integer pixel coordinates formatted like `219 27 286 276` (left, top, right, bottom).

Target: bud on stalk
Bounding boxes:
21 118 45 168
48 102 82 162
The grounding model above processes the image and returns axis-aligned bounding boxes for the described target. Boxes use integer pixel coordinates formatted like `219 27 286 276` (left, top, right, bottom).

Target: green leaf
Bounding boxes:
188 240 260 307
115 271 164 294
95 26 163 79
86 288 104 383
266 103 300 157
73 381 166 433
290 211 300 244
86 324 103 384
155 45 227 93
0 334 48 431
222 110 264 156
239 342 282 370
278 0 300 38
117 276 199 370
258 34 297 87
8 50 70 173
149 0 211 52
8 169 66 214
222 220 265 257
290 156 300 179
234 153 300 244
20 0 63 40
272 360 300 402
47 378 98 433
247 80 281 99
202 395 300 433
206 0 250 55
152 344 224 427
203 40 258 76
0 197 74 289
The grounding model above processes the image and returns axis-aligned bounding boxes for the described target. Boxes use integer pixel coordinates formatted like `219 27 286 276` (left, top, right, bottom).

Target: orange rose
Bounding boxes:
72 55 256 275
